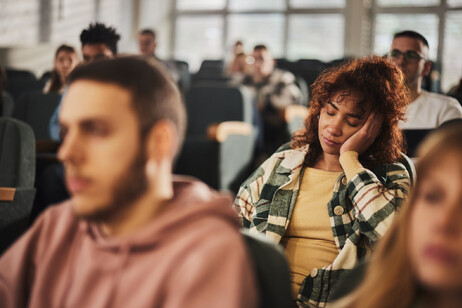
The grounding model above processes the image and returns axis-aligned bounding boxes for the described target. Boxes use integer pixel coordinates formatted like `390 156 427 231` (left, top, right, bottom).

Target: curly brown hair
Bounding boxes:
291 55 409 167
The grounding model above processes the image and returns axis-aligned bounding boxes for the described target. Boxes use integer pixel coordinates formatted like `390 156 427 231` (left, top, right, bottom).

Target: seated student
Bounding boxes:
31 23 122 222
227 41 249 77
234 56 412 307
138 29 178 82
0 57 258 308
43 45 79 94
387 30 462 130
387 31 462 157
241 44 304 156
332 121 462 308
228 52 250 83
49 22 120 141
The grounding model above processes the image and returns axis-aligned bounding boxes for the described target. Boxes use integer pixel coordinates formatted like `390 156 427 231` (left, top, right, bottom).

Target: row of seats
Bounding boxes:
0 117 36 254
175 83 307 193
3 74 307 193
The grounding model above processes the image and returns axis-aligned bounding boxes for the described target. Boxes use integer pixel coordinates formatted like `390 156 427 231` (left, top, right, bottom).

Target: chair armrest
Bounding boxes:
0 187 16 201
284 104 308 123
207 121 253 142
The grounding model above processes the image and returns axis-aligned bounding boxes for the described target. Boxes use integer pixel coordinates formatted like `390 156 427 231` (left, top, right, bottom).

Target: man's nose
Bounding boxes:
57 131 83 164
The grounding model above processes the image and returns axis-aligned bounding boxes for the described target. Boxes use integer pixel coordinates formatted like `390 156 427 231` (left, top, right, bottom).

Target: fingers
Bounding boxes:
369 112 384 139
362 112 383 139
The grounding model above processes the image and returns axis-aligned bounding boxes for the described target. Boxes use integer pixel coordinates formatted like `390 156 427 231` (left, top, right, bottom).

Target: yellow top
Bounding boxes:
281 151 364 298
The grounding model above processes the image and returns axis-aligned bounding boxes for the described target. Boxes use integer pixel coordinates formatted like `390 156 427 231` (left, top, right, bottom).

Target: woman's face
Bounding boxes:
55 50 79 79
317 91 368 156
409 153 462 293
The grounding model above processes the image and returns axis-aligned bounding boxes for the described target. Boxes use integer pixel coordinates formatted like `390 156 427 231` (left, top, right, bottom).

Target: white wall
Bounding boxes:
0 0 134 76
136 0 173 58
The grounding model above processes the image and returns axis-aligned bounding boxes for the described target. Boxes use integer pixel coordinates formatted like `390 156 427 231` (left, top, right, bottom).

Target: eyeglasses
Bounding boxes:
387 49 426 62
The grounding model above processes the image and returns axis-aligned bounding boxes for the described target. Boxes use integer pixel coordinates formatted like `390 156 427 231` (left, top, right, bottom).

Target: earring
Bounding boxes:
146 160 157 180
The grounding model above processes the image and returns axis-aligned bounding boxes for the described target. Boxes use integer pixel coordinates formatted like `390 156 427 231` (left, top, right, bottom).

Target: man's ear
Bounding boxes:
145 120 178 163
422 60 432 77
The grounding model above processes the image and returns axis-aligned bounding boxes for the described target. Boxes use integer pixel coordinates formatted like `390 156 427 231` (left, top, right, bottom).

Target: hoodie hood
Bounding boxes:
83 176 238 251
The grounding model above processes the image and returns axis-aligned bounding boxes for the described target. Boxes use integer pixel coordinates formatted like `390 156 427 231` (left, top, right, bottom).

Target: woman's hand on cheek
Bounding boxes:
340 112 384 155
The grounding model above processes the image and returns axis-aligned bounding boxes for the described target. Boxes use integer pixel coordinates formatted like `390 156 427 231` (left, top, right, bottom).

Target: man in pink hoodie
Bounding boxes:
0 57 258 308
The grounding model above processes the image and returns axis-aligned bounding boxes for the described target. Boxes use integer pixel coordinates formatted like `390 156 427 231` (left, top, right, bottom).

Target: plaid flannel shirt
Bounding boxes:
234 146 410 307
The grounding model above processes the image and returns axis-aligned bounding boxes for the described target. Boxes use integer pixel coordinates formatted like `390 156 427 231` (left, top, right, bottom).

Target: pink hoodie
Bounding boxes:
0 177 258 308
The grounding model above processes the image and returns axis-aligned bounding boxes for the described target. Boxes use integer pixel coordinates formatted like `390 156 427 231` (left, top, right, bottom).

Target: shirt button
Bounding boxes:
310 268 318 277
334 206 344 216
341 176 348 186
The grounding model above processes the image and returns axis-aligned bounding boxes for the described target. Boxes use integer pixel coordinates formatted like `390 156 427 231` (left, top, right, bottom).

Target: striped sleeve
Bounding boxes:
345 163 410 241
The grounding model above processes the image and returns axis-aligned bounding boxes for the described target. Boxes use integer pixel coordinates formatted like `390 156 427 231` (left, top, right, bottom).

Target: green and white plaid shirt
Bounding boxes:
234 146 411 307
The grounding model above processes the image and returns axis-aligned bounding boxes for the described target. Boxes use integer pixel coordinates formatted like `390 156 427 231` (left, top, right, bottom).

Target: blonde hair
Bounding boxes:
346 121 462 308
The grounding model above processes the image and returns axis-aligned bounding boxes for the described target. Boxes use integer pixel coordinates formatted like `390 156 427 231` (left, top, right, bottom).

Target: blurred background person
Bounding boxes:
332 120 462 308
228 52 251 83
138 28 178 82
43 45 79 94
228 41 247 74
241 44 303 157
80 22 120 63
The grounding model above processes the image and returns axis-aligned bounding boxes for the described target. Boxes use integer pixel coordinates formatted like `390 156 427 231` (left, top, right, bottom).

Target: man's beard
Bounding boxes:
84 146 149 223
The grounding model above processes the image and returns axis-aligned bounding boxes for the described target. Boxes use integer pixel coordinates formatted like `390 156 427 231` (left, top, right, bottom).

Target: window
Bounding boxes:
287 14 344 61
174 2 345 71
174 15 223 71
372 1 462 92
176 0 226 10
229 0 285 11
227 14 285 57
172 0 462 89
442 11 462 91
377 0 440 6
448 0 462 7
289 0 345 8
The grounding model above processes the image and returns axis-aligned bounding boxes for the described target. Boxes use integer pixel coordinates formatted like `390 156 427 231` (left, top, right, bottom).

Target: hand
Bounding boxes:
340 112 384 155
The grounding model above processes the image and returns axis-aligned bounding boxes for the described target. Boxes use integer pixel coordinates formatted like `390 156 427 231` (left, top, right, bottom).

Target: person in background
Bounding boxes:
228 52 251 82
33 23 122 224
241 44 304 156
332 121 462 308
43 45 79 94
0 57 258 308
49 22 120 141
228 41 248 74
387 30 462 129
235 56 411 307
80 22 120 63
138 29 178 82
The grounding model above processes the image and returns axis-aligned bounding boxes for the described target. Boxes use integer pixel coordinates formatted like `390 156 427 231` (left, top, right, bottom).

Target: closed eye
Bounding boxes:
347 121 360 128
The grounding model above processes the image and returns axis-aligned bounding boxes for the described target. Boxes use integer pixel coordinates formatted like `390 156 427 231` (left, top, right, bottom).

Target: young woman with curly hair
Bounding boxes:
234 55 412 307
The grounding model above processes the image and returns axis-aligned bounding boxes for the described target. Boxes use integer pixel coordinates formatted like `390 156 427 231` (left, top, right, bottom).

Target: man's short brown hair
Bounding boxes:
68 57 186 153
